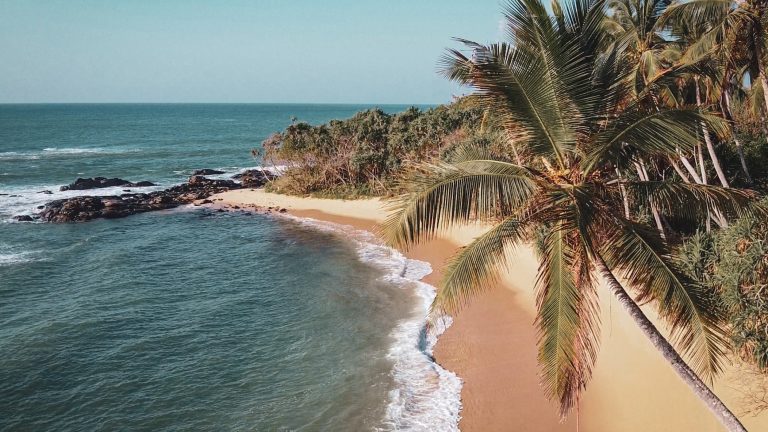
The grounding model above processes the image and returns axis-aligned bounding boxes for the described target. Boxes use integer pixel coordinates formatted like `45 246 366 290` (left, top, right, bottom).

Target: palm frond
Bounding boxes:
597 214 729 379
536 221 601 416
584 108 727 173
621 180 764 221
437 216 533 312
381 160 538 249
441 41 576 168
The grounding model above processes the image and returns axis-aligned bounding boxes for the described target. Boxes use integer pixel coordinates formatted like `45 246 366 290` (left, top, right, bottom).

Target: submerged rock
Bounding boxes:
13 215 34 222
60 177 156 191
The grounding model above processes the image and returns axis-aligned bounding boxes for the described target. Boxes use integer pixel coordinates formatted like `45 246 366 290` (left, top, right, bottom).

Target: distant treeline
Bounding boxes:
258 99 513 197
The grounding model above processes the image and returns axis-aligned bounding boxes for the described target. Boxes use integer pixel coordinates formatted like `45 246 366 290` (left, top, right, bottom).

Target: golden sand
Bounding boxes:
211 189 768 432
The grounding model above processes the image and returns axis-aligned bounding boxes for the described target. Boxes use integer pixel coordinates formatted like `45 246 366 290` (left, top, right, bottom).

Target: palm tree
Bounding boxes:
382 0 762 430
660 0 768 128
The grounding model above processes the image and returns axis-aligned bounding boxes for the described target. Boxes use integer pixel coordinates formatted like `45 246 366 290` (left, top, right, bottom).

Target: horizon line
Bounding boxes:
0 101 445 106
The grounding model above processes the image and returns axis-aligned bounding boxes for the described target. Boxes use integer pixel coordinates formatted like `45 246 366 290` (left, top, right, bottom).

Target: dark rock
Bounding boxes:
38 175 242 223
60 177 155 191
231 169 277 188
37 190 53 194
13 215 34 222
60 177 130 191
201 199 213 204
279 208 287 213
192 169 225 176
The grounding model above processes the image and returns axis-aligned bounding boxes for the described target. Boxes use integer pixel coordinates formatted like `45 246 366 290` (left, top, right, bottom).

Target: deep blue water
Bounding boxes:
0 104 460 431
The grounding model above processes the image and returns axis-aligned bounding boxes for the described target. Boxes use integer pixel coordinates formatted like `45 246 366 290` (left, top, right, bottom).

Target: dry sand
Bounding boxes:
212 188 768 432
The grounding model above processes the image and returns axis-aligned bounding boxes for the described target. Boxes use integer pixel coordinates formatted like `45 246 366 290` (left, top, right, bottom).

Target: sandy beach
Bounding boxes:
212 188 768 432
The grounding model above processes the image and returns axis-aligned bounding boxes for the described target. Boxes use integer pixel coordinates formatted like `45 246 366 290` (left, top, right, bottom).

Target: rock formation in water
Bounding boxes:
191 169 225 176
39 176 238 222
60 177 157 191
20 169 277 223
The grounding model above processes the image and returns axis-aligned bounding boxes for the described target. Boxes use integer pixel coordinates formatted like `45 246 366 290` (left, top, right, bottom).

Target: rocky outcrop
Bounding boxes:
38 176 241 222
232 169 277 188
192 169 225 176
60 177 157 191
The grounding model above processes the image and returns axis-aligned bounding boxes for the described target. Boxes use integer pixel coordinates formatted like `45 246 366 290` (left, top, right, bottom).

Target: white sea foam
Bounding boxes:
284 216 462 432
0 183 167 222
0 147 139 161
0 245 42 266
170 165 286 181
0 163 282 221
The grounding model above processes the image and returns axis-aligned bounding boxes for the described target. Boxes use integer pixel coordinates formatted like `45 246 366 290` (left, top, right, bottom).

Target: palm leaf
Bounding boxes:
440 40 579 168
621 180 764 221
437 216 533 312
536 221 601 416
584 107 726 173
596 213 729 379
382 160 537 249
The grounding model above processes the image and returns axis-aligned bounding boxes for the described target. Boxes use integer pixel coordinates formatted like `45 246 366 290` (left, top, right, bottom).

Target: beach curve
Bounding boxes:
210 188 768 432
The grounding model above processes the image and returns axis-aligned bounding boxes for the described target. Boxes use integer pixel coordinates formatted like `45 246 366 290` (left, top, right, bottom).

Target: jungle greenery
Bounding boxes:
261 0 768 429
680 198 768 372
260 101 507 197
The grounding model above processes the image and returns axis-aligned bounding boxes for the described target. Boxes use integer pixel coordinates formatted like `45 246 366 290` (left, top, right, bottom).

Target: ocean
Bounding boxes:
0 104 460 431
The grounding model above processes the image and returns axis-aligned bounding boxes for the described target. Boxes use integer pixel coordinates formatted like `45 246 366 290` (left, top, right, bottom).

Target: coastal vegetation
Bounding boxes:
262 0 768 429
260 101 501 197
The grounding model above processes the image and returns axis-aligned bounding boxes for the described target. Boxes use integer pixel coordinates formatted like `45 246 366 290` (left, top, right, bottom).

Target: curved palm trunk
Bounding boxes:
594 256 747 432
695 79 729 188
634 161 666 239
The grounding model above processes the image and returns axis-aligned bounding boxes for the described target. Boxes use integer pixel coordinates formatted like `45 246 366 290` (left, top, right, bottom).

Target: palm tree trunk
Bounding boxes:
695 79 730 188
754 20 768 123
634 161 666 239
702 126 730 187
669 158 692 183
722 90 753 184
616 168 630 218
679 152 703 184
696 143 708 185
594 256 747 432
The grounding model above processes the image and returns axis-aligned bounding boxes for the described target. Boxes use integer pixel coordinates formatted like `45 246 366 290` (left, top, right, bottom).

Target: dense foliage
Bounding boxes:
680 201 768 370
259 101 507 197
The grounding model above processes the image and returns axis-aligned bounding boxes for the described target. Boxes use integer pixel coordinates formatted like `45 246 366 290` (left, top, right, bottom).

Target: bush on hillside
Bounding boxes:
259 101 501 197
679 200 768 370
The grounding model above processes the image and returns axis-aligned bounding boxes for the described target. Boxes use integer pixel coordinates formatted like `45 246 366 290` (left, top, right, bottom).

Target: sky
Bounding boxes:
0 0 504 104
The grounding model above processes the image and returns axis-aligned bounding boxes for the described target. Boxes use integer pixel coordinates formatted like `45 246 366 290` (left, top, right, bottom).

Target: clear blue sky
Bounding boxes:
0 0 503 104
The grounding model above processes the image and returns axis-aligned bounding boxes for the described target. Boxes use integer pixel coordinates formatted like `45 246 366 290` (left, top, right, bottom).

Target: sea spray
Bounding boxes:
285 215 463 431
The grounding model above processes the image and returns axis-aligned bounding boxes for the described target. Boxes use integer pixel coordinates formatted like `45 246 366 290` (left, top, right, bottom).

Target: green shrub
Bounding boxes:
259 101 490 198
679 200 768 369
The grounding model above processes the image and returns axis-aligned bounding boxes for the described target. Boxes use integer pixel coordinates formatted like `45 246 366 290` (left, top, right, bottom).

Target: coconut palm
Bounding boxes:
660 0 768 126
602 0 681 99
382 0 762 430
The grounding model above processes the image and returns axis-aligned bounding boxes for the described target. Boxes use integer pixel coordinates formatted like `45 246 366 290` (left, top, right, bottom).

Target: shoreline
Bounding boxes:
211 188 768 432
283 214 462 430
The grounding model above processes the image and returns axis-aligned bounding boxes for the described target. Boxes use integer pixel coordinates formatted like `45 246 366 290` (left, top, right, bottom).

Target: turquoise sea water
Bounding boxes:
0 104 460 431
